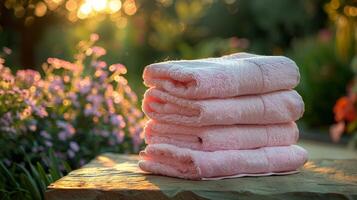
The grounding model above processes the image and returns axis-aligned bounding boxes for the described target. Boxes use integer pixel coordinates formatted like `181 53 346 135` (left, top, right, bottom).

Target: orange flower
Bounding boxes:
333 96 356 122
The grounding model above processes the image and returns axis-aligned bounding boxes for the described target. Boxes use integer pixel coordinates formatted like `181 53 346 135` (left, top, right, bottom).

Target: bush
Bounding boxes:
0 34 145 199
289 30 353 128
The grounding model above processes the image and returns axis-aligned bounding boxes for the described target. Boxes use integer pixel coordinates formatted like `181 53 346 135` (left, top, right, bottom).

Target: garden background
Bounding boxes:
1 0 357 199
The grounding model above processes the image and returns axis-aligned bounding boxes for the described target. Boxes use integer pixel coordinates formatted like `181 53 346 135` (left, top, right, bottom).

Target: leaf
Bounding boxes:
48 149 62 180
22 149 46 195
17 165 42 200
0 162 19 188
36 162 51 186
63 161 72 174
28 162 46 196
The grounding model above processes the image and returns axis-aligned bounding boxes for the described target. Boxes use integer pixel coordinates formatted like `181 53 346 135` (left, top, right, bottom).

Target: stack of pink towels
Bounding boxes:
139 53 308 180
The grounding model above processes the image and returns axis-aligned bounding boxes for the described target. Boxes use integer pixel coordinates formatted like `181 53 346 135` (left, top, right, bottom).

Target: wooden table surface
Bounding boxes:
46 153 357 200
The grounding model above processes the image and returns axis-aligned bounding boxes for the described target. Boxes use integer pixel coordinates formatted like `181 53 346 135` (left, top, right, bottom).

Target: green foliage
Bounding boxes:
289 34 353 127
0 150 71 200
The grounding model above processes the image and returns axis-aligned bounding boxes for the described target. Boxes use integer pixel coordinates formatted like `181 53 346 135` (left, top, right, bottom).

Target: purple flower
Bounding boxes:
67 150 75 158
56 121 75 136
93 61 107 69
115 130 125 143
110 115 124 126
68 92 79 107
45 141 53 147
3 159 11 166
40 130 51 139
77 77 91 94
58 131 68 141
48 77 64 93
79 159 86 166
69 141 80 152
99 130 109 137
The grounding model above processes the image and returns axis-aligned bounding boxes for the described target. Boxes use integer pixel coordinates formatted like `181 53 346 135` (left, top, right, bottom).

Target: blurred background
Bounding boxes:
0 0 357 199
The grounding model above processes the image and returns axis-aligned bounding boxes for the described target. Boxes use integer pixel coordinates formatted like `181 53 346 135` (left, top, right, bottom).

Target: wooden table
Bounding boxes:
46 153 357 200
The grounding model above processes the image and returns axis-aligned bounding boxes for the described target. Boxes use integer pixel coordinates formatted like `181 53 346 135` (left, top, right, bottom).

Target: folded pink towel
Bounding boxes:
142 88 304 126
145 120 299 151
139 144 308 180
143 53 300 99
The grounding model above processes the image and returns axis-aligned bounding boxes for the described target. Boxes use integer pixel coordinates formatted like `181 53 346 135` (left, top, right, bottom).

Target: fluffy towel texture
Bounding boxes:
139 144 308 180
142 88 304 126
144 120 299 151
143 53 300 99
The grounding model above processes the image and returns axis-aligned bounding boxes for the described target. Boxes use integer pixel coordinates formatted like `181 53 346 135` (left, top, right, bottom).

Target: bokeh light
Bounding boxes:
35 2 48 17
123 0 137 16
108 0 122 13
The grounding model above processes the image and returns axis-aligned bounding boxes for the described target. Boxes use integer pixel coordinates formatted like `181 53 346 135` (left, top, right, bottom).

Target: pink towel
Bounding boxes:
139 144 308 180
144 120 299 151
143 53 300 99
142 88 304 126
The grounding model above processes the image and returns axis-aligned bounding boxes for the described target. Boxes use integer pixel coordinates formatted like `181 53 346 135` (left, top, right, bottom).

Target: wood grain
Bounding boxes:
46 153 357 200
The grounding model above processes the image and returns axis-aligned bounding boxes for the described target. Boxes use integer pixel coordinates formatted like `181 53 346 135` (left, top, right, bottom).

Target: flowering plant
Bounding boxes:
330 88 356 142
330 77 357 148
0 34 145 168
327 0 357 148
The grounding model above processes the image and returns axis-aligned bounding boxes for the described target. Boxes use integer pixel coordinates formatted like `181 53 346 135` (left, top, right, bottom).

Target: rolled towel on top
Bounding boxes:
144 120 299 151
142 88 304 126
139 144 308 180
143 53 300 99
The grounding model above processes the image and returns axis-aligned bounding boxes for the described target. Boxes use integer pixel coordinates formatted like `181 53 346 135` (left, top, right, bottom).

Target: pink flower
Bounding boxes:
16 69 41 86
67 124 75 135
3 47 12 55
90 33 99 42
47 58 77 71
230 37 240 48
91 46 106 57
109 64 127 74
330 122 345 142
229 37 250 49
34 106 48 118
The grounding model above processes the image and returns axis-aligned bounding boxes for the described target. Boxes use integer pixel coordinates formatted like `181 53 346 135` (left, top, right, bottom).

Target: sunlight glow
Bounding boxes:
75 0 125 19
108 0 122 13
78 3 92 19
90 0 108 12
